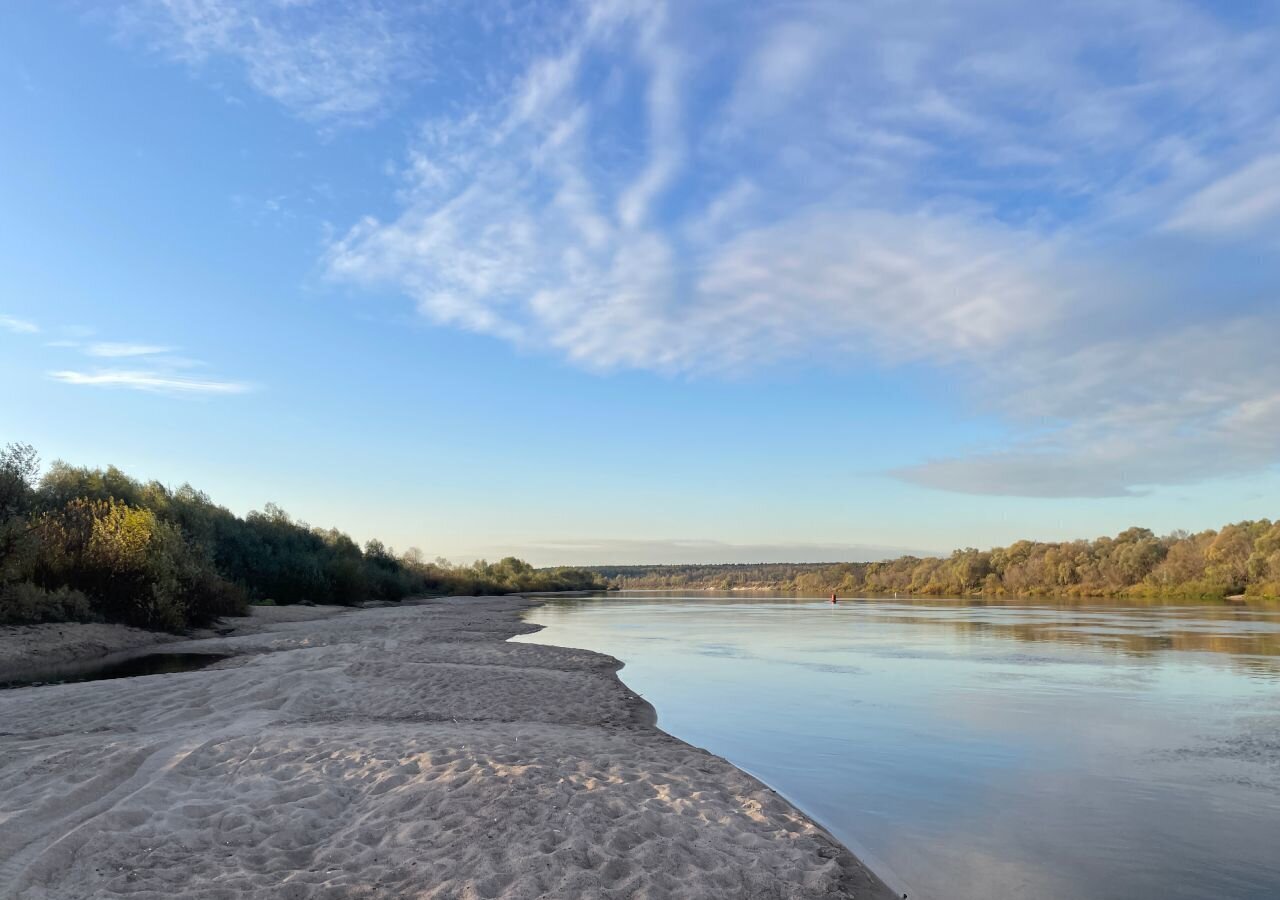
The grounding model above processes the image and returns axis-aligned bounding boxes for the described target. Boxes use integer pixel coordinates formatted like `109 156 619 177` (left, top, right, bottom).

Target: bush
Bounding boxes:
1245 581 1280 600
1 443 602 630
31 497 244 631
0 582 93 625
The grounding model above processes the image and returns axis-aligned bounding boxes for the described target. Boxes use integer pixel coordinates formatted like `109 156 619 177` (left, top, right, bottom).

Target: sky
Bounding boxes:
2 0 1279 565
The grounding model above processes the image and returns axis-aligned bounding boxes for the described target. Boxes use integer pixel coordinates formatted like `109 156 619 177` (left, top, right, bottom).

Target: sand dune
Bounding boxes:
0 597 893 899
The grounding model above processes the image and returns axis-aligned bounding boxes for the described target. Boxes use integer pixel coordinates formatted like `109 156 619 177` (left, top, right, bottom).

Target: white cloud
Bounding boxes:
330 0 1280 363
116 0 424 123
48 369 251 395
614 12 684 231
898 318 1280 496
37 332 250 397
693 211 1070 365
328 4 1080 375
717 14 845 139
316 0 1280 497
85 342 173 357
1164 153 1280 237
87 1 1280 496
0 315 39 334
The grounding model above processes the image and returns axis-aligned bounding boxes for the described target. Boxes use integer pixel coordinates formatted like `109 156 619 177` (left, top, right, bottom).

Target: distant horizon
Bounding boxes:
477 540 945 568
18 444 1273 570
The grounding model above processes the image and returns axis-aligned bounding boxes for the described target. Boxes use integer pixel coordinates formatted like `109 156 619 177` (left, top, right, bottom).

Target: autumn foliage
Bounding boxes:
0 443 602 629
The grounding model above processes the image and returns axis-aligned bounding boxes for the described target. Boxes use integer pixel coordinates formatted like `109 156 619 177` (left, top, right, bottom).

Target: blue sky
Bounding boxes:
3 0 1279 565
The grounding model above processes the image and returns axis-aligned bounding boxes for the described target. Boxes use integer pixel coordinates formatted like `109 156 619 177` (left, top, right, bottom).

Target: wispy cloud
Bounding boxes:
319 0 1280 497
106 1 1280 496
329 1 1280 356
1164 153 1280 238
115 0 427 124
48 369 251 395
40 331 251 398
0 314 39 334
330 2 1084 374
85 342 173 358
898 317 1280 497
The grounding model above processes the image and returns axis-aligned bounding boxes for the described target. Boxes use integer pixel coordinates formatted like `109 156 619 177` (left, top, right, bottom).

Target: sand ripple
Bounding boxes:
0 597 890 899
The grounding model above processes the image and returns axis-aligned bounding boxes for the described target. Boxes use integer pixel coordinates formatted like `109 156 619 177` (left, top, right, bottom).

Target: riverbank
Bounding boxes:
0 596 894 899
0 605 355 683
0 621 183 682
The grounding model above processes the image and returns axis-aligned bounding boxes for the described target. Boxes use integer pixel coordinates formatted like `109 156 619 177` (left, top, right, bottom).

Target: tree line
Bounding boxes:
0 443 603 630
596 523 1280 600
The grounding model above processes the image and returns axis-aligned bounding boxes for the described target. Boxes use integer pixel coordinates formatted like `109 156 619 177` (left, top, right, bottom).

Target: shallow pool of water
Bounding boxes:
515 592 1280 900
0 652 230 689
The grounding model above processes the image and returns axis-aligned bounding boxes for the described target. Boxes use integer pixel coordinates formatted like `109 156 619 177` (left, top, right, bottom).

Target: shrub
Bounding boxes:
4 444 602 630
0 582 93 625
32 497 244 630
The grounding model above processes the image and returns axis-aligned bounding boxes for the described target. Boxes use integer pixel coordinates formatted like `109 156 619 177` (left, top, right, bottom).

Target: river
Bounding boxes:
514 592 1280 900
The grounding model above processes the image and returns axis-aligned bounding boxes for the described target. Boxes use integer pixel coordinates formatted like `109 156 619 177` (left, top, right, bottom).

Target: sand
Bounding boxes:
0 597 894 899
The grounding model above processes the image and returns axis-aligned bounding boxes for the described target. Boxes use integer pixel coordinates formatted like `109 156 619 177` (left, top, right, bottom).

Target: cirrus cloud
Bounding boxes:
899 317 1280 497
114 0 427 124
85 342 174 357
0 314 39 334
1164 154 1280 239
108 0 1280 497
321 0 1280 497
48 369 251 395
42 330 253 398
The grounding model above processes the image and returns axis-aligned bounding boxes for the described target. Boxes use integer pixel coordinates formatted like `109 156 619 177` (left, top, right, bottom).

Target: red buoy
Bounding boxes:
830 593 838 604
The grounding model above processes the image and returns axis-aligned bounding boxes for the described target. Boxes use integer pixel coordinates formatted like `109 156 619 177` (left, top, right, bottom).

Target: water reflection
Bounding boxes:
0 652 230 689
515 593 1280 900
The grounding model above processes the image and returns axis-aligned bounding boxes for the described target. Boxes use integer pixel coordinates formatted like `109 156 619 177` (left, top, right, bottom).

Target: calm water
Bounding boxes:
514 593 1280 900
0 652 229 689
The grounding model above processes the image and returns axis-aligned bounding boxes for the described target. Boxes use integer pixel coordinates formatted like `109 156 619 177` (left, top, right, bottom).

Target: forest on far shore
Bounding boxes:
6 439 1275 633
0 443 603 630
593 520 1280 601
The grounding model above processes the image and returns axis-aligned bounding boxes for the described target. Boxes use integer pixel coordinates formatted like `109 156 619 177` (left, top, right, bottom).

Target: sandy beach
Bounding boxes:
0 597 893 899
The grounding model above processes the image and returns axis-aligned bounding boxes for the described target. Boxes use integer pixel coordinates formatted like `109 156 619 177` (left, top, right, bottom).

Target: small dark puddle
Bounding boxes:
1 652 230 689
